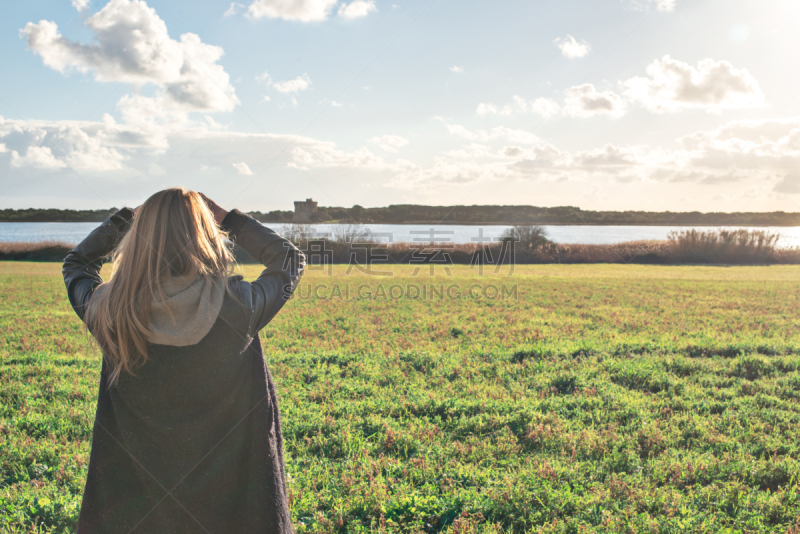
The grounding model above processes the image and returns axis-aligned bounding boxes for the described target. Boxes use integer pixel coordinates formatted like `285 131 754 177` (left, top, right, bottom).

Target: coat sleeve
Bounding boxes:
62 208 134 322
221 210 306 337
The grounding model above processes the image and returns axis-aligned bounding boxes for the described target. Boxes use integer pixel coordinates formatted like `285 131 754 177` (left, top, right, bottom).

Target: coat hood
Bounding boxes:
147 274 226 347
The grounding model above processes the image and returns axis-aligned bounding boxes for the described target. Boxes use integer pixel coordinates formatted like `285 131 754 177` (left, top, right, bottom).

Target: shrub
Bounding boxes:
501 224 552 251
667 229 782 264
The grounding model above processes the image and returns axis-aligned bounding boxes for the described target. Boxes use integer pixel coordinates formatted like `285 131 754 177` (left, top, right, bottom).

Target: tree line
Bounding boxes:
3 205 800 226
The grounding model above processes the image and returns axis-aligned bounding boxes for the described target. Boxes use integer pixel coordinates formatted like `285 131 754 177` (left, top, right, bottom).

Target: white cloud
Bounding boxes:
476 56 762 121
476 103 500 117
450 65 464 74
574 144 645 168
509 96 559 116
4 108 800 201
262 95 272 102
562 84 627 118
0 113 392 187
115 94 182 150
528 97 560 116
475 96 560 118
392 117 800 191
624 0 677 12
678 118 800 171
554 35 591 59
60 127 127 171
232 161 254 175
368 135 409 152
224 2 245 16
204 115 225 129
621 56 764 113
331 100 343 107
247 0 338 21
72 0 91 11
22 0 239 113
445 124 537 145
1 119 127 172
288 143 384 170
510 144 573 177
10 145 67 170
338 0 377 19
273 73 311 93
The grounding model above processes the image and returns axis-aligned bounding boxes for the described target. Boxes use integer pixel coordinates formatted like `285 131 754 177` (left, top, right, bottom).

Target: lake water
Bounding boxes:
3 221 800 247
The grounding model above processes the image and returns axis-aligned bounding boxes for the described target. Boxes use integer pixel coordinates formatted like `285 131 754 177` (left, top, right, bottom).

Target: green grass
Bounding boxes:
2 262 800 533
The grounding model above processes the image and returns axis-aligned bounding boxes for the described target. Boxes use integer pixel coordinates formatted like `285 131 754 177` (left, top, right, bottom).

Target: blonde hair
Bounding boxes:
87 187 234 385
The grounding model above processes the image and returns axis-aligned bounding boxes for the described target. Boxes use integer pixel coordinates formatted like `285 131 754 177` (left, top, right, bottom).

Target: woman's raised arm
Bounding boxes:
221 209 306 336
62 208 134 322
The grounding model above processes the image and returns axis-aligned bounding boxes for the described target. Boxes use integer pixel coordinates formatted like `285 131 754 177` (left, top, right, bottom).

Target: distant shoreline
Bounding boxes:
2 220 800 228
3 205 800 226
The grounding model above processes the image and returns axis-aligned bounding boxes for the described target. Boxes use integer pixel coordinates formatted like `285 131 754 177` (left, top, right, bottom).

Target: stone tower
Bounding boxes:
293 198 318 223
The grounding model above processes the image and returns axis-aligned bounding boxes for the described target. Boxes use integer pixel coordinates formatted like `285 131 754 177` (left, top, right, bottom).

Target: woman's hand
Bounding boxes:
199 193 229 226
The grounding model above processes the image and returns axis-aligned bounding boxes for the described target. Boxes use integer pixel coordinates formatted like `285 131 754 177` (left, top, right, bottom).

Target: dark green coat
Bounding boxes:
63 209 305 533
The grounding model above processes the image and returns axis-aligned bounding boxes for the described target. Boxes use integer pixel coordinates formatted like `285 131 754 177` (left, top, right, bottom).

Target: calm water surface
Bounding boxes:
3 222 799 247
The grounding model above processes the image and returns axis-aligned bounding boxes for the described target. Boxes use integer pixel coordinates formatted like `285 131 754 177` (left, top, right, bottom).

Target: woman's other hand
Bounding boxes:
199 193 229 226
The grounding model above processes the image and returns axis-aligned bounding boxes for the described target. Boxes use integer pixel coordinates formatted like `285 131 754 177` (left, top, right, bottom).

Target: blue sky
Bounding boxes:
2 0 800 212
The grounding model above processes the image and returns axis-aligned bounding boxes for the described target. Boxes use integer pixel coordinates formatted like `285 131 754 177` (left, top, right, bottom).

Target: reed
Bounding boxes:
0 241 74 262
3 228 798 265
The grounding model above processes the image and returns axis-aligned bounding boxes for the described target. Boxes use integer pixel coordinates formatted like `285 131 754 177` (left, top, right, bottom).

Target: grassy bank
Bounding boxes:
0 242 77 263
1 263 799 532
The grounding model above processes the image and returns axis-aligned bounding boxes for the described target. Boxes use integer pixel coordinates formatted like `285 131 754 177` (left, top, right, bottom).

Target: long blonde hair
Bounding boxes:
87 187 234 385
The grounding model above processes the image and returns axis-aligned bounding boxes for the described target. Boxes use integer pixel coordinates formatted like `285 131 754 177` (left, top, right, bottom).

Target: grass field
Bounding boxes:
2 262 800 533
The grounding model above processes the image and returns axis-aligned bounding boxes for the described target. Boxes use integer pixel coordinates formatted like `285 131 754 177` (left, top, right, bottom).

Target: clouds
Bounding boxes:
477 86 624 119
72 0 91 11
14 0 244 173
445 124 537 145
475 103 503 117
475 95 561 117
10 145 67 170
554 35 590 59
338 0 377 19
476 96 559 118
245 0 376 21
388 118 800 195
22 0 238 113
622 56 764 113
562 84 626 118
624 0 677 12
224 2 245 16
678 118 800 171
368 135 409 152
477 56 763 120
247 0 337 21
4 108 800 205
232 162 254 175
272 73 312 93
0 113 388 179
574 144 645 168
0 117 128 172
7 0 794 210
288 142 384 170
